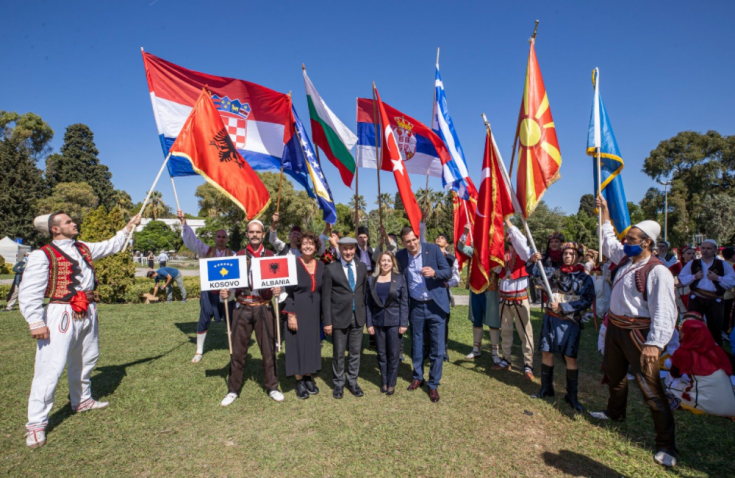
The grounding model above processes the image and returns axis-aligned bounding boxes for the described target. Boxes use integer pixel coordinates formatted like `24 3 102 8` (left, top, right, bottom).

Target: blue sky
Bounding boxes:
2 1 733 218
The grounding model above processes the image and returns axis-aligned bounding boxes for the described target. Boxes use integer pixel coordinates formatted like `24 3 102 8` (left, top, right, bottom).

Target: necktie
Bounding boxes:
348 262 356 310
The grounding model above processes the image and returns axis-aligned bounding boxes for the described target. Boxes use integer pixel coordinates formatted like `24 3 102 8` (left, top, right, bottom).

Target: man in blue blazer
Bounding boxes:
395 226 451 402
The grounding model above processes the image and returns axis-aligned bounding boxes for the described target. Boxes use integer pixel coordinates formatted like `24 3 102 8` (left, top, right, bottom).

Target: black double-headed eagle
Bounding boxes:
209 128 246 168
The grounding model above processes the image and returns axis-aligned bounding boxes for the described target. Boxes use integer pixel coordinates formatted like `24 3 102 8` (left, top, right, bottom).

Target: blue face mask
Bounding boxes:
623 244 643 257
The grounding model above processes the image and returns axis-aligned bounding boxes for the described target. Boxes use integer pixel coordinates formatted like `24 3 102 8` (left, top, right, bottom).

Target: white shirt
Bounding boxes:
157 252 169 262
679 257 735 291
340 258 357 284
497 225 532 294
182 224 232 258
659 253 678 269
600 221 677 349
445 255 460 289
19 230 130 329
268 229 328 257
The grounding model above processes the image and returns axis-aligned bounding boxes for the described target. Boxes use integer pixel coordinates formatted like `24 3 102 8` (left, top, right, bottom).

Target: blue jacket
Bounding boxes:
366 273 409 328
395 242 451 314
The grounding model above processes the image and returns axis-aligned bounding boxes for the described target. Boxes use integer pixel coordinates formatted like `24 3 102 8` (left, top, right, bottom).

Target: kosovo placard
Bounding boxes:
199 256 249 292
250 255 298 290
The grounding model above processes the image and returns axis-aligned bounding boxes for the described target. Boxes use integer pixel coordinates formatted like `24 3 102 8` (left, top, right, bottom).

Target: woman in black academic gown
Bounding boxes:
366 251 408 395
282 232 324 400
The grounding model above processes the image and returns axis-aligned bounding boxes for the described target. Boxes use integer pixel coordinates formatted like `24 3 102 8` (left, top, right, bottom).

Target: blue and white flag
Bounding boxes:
282 107 337 224
587 68 631 238
432 64 477 199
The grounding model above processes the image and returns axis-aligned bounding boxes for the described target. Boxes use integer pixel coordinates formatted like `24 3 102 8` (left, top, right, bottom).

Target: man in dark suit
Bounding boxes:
395 226 451 402
322 237 368 399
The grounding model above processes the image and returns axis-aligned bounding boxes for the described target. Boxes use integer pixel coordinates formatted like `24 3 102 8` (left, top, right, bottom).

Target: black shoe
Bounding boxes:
304 376 319 395
295 380 310 400
399 353 405 362
380 385 388 393
531 364 555 399
386 387 395 396
333 387 343 399
443 354 450 362
347 384 364 397
564 369 583 412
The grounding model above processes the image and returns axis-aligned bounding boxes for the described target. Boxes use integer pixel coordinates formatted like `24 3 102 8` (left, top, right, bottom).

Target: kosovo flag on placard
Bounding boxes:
586 68 631 239
168 89 270 220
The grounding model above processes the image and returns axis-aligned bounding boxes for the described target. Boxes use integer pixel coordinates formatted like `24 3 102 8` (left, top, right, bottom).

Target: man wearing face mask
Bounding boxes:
679 239 735 346
590 196 678 469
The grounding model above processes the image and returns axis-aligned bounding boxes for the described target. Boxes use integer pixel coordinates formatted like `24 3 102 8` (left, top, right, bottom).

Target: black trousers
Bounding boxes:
375 325 401 387
723 298 734 333
332 313 363 389
688 295 725 346
604 322 676 453
228 304 278 394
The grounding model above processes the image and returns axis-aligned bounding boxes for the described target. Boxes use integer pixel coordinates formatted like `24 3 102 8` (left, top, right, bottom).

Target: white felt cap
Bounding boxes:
34 214 52 237
632 220 661 243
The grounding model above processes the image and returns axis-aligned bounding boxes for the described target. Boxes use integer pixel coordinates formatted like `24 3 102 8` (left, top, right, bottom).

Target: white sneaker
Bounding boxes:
74 399 109 413
491 351 501 365
654 451 677 468
220 392 237 407
25 429 46 449
589 411 610 420
465 349 481 360
269 390 285 402
191 353 203 363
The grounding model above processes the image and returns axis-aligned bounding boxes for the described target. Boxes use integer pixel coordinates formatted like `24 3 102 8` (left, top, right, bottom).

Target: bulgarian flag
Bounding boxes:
303 67 358 187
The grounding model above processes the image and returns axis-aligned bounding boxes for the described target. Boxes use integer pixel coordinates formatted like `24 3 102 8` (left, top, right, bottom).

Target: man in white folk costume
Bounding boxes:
20 211 141 449
591 196 679 469
177 209 235 363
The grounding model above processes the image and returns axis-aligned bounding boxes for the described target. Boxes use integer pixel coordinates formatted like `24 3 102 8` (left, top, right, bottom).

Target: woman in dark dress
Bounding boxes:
147 251 155 269
366 251 408 395
282 232 324 400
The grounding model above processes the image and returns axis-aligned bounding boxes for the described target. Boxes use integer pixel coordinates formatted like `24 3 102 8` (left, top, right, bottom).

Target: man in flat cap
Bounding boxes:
591 196 678 469
20 211 141 449
321 236 368 399
679 238 735 345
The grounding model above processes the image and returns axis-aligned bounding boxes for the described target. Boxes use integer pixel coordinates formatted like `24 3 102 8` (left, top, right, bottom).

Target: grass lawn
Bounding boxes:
1 302 733 477
0 273 15 280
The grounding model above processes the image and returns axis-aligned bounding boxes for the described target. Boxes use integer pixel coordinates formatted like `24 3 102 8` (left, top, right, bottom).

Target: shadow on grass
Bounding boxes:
542 449 623 478
47 341 188 434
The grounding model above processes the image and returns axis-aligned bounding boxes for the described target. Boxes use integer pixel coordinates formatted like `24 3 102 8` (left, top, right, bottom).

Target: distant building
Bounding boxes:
135 218 206 233
0 236 31 264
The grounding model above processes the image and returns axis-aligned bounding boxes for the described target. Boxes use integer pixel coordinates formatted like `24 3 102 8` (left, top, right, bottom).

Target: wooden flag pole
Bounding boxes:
372 83 384 232
508 20 540 179
482 113 553 302
224 297 233 354
123 153 172 252
596 147 603 265
274 299 281 353
170 176 181 212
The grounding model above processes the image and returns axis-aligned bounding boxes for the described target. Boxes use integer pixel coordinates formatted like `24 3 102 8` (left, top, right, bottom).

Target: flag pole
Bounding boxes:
277 92 292 215
596 147 603 265
508 20 539 179
422 47 440 214
482 113 552 302
224 297 233 354
170 176 181 212
123 153 172 252
372 83 383 232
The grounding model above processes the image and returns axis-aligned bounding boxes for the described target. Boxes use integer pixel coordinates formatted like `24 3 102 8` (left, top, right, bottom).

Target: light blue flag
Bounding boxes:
587 68 631 239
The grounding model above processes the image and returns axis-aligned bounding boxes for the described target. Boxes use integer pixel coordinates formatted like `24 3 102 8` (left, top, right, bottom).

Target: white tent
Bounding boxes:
0 236 31 266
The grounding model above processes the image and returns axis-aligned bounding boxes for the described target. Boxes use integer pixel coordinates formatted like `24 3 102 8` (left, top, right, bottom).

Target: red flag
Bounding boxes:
469 129 515 294
169 89 270 220
373 84 422 235
453 193 477 272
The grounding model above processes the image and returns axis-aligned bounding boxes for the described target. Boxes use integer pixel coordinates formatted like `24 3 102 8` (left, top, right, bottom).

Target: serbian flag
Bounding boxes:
453 193 477 271
356 98 450 178
142 51 296 179
373 84 422 235
514 39 562 219
469 128 514 294
168 89 270 220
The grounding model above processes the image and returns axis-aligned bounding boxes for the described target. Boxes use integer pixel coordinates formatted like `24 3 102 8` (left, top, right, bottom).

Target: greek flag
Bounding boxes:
432 64 477 200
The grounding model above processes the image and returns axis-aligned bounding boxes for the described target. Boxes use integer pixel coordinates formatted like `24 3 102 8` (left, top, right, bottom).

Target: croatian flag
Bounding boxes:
355 98 448 177
142 51 295 178
433 64 477 200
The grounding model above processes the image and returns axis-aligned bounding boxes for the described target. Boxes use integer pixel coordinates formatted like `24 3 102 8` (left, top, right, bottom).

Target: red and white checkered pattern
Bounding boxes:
221 114 247 149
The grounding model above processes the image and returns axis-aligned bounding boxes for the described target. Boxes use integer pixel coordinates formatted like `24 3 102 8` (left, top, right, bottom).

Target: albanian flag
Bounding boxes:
469 129 514 294
515 39 562 219
168 89 270 220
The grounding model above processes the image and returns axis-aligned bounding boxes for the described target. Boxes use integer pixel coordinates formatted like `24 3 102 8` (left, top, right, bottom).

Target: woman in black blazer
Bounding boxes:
366 251 409 395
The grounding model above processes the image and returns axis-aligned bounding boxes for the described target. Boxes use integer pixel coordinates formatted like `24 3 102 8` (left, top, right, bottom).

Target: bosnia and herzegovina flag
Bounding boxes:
586 68 631 239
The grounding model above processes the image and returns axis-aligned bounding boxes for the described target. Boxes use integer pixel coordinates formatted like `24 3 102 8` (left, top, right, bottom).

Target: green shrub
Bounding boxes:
0 256 10 274
0 284 10 298
124 277 201 303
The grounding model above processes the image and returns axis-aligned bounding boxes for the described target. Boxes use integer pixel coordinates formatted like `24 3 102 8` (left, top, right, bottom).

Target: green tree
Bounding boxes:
334 203 355 236
142 190 169 221
45 124 116 209
79 206 135 303
578 194 595 217
134 220 181 254
37 182 99 226
0 111 53 244
376 193 394 211
627 201 645 224
512 200 566 253
699 193 735 245
111 190 133 217
348 194 368 226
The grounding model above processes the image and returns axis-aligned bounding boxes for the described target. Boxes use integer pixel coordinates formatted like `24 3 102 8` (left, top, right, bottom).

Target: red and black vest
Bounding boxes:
500 252 529 280
40 242 96 301
235 247 275 301
690 258 726 297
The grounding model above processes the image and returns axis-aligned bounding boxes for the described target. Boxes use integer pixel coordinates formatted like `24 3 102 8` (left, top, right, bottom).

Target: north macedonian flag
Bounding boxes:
168 89 270 220
515 40 562 219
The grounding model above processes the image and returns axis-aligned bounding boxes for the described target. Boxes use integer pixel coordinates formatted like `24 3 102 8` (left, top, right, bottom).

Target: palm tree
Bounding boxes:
143 190 167 221
376 193 394 211
348 194 368 224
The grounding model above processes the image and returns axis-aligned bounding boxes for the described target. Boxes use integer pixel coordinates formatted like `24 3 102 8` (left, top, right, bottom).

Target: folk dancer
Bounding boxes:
20 212 141 448
591 196 679 468
177 209 235 363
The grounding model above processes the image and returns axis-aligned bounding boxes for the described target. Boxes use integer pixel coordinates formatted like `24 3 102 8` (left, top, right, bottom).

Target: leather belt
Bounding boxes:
608 311 651 330
692 288 722 300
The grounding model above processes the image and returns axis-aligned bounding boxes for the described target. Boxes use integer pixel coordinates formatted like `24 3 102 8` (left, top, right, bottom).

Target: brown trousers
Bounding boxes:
604 322 676 452
228 303 279 394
